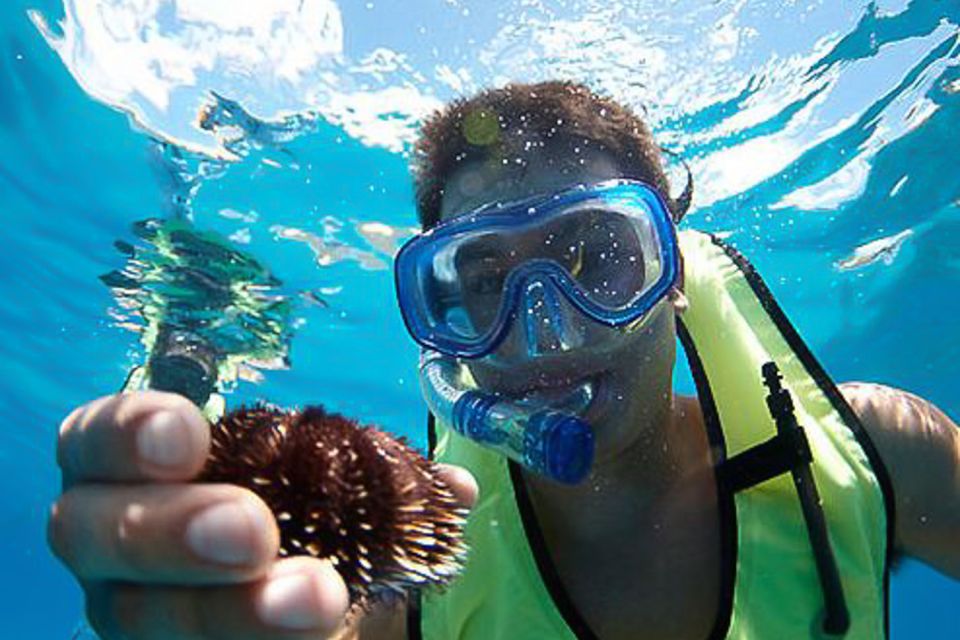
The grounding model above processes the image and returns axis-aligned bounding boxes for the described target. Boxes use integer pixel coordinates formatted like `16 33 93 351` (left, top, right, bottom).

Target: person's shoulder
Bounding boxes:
836 381 954 482
837 382 953 445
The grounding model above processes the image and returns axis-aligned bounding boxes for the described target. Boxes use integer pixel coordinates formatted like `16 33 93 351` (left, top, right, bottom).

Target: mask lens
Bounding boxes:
537 203 663 309
425 232 519 342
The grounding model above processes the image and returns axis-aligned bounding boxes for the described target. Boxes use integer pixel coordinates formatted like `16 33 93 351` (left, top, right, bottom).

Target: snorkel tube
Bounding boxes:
419 351 595 484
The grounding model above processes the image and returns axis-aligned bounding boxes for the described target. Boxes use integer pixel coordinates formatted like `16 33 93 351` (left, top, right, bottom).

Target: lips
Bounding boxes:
519 383 583 404
490 371 605 418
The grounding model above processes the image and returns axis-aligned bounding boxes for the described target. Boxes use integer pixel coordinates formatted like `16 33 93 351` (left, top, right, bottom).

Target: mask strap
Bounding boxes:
659 146 694 222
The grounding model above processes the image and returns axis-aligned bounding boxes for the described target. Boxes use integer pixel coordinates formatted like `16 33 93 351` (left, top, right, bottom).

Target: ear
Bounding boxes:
669 251 687 314
668 286 689 314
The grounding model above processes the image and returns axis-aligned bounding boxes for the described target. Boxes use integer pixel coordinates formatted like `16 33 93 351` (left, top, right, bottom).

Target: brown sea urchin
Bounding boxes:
199 405 468 605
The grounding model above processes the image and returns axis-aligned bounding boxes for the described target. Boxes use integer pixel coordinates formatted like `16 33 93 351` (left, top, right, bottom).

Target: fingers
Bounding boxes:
85 557 350 640
436 463 479 510
58 391 211 485
49 483 279 584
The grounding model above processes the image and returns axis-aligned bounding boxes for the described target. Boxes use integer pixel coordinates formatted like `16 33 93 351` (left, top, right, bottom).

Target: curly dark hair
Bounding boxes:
412 80 690 229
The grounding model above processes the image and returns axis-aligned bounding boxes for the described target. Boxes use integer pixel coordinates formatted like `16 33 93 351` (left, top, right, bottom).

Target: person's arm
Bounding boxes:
50 391 475 639
839 382 960 578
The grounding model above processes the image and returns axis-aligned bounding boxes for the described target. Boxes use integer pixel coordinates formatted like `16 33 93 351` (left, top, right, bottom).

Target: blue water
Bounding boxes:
1 0 958 637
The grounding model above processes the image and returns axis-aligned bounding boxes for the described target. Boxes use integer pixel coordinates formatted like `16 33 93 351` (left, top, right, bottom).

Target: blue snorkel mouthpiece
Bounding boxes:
420 353 594 484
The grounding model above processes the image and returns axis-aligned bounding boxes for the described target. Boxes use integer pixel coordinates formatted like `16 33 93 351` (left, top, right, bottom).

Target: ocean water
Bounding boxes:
1 0 958 637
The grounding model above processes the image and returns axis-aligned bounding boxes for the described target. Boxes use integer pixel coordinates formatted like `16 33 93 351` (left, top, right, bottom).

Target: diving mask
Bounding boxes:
398 180 679 483
395 179 680 359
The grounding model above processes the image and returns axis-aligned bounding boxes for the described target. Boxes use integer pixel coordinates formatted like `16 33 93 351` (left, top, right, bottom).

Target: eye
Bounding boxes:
571 217 647 306
462 259 508 295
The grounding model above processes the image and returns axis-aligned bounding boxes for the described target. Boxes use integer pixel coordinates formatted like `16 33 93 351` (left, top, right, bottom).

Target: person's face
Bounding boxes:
438 138 680 459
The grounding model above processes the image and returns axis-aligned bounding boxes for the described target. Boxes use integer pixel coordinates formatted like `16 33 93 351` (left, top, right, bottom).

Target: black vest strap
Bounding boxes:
719 362 850 637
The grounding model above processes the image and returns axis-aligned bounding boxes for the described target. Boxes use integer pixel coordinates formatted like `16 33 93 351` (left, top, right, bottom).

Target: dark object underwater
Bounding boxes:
199 405 469 607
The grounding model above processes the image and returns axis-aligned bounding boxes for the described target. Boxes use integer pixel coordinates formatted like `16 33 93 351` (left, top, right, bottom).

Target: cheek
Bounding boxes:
609 306 677 362
472 368 501 390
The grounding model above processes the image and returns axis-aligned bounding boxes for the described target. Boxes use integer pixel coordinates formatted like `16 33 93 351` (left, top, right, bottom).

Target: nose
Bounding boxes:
520 278 585 357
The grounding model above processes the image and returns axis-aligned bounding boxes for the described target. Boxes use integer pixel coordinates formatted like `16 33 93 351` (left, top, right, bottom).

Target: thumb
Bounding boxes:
435 464 478 510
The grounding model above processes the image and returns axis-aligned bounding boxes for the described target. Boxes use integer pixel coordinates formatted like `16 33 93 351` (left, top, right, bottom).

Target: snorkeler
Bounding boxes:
50 81 959 639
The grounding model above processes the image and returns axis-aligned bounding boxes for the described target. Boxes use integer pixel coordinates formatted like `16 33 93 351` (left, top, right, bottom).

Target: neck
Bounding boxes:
522 384 713 543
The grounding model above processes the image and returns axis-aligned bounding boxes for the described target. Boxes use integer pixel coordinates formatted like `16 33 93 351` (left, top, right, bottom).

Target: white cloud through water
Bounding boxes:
29 0 442 156
28 0 948 215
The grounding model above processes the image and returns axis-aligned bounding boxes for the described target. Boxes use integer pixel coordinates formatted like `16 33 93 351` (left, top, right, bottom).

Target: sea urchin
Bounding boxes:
198 405 469 606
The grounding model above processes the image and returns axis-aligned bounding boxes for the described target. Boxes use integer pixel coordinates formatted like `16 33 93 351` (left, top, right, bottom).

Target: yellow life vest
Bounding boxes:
411 229 894 639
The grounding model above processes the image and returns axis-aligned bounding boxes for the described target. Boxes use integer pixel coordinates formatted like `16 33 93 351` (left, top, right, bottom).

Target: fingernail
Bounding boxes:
185 501 267 565
257 573 324 630
137 411 190 468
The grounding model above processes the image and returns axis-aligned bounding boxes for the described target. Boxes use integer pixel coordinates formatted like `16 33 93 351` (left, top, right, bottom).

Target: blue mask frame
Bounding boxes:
395 179 681 358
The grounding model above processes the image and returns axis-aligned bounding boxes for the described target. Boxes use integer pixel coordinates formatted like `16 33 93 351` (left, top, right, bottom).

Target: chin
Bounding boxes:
588 407 642 465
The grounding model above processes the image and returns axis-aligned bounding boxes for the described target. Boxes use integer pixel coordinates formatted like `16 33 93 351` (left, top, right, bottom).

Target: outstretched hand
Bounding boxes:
50 391 477 640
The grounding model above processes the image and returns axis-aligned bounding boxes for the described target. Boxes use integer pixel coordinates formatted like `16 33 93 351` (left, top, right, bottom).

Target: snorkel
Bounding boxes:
419 350 595 484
